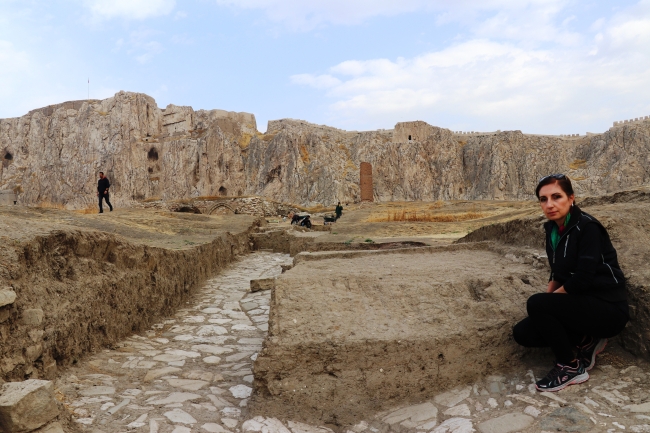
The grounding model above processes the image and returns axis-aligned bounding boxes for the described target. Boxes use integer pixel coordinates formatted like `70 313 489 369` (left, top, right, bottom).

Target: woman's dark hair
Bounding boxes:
535 174 574 199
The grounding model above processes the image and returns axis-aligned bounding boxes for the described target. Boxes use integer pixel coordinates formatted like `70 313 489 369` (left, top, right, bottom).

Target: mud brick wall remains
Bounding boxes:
360 162 373 202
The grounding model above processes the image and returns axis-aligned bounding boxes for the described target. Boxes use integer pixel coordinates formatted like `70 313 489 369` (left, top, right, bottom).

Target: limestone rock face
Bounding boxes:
0 379 59 432
1 91 649 207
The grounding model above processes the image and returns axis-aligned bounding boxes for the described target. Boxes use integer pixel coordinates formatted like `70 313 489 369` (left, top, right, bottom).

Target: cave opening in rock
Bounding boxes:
148 147 159 161
4 152 13 160
219 186 228 196
408 135 412 141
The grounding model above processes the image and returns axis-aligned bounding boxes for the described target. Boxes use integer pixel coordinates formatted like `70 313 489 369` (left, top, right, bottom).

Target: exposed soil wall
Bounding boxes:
252 244 548 425
0 220 261 382
251 228 427 256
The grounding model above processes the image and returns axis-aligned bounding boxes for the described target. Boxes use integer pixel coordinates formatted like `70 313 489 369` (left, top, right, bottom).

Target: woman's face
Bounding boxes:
538 182 574 224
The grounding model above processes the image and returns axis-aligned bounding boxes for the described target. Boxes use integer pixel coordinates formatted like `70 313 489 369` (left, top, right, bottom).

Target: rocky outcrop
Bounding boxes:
1 92 649 207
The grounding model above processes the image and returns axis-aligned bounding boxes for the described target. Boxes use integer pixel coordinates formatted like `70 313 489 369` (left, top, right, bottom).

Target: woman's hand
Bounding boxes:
546 280 561 293
553 286 567 294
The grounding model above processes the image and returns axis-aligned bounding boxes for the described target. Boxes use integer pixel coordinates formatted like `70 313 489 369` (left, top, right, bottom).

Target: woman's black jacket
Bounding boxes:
544 205 627 304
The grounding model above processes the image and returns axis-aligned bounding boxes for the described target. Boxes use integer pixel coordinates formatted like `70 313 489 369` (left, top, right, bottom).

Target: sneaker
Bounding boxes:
535 360 589 392
577 337 607 371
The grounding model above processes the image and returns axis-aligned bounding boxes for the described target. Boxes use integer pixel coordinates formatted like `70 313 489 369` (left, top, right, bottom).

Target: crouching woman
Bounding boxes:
513 174 629 392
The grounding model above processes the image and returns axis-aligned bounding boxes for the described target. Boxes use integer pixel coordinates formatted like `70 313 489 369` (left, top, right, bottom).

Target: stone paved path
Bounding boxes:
56 252 650 433
56 252 293 432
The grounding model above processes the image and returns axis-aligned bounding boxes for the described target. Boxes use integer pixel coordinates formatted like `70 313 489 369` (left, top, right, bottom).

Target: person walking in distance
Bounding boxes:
335 201 343 220
97 172 113 213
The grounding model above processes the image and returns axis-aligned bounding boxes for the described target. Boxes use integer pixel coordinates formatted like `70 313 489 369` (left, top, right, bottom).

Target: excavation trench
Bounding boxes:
53 252 292 430
0 212 262 383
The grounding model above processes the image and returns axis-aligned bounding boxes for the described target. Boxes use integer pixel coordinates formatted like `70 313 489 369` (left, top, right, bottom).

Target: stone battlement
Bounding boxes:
613 115 650 127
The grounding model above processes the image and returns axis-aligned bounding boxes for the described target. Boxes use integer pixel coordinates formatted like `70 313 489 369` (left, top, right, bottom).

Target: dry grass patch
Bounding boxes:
238 132 254 149
73 205 98 214
569 159 587 170
290 203 337 213
31 201 65 210
367 208 488 223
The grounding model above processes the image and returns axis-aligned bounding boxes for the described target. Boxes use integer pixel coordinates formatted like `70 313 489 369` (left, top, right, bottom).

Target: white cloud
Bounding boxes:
606 17 650 48
126 30 164 63
85 0 176 20
291 74 341 89
292 5 650 133
215 0 574 36
215 0 429 30
0 40 30 100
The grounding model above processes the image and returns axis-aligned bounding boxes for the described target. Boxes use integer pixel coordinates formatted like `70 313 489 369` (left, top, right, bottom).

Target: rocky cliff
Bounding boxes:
1 91 649 207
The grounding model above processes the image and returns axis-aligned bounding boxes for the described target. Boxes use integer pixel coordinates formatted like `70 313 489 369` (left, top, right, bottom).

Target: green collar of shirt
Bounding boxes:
550 213 571 251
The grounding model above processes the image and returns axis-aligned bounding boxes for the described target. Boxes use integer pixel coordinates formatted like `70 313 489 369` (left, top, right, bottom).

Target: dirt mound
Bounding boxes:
457 215 546 249
251 244 548 425
251 228 428 256
578 186 650 207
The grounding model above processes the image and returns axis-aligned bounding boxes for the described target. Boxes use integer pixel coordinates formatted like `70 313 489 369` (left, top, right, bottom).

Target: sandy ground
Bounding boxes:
268 200 539 246
0 206 258 249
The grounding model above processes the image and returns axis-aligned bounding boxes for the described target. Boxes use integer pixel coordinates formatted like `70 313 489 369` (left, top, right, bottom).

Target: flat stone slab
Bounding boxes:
434 387 472 408
626 401 650 412
166 379 209 391
164 408 197 424
0 379 59 432
477 413 534 433
254 245 544 423
143 366 182 382
79 386 116 396
146 392 202 405
382 402 438 426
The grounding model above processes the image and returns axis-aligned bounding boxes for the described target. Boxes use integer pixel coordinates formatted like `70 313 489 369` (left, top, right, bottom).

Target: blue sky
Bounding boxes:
1 0 649 134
